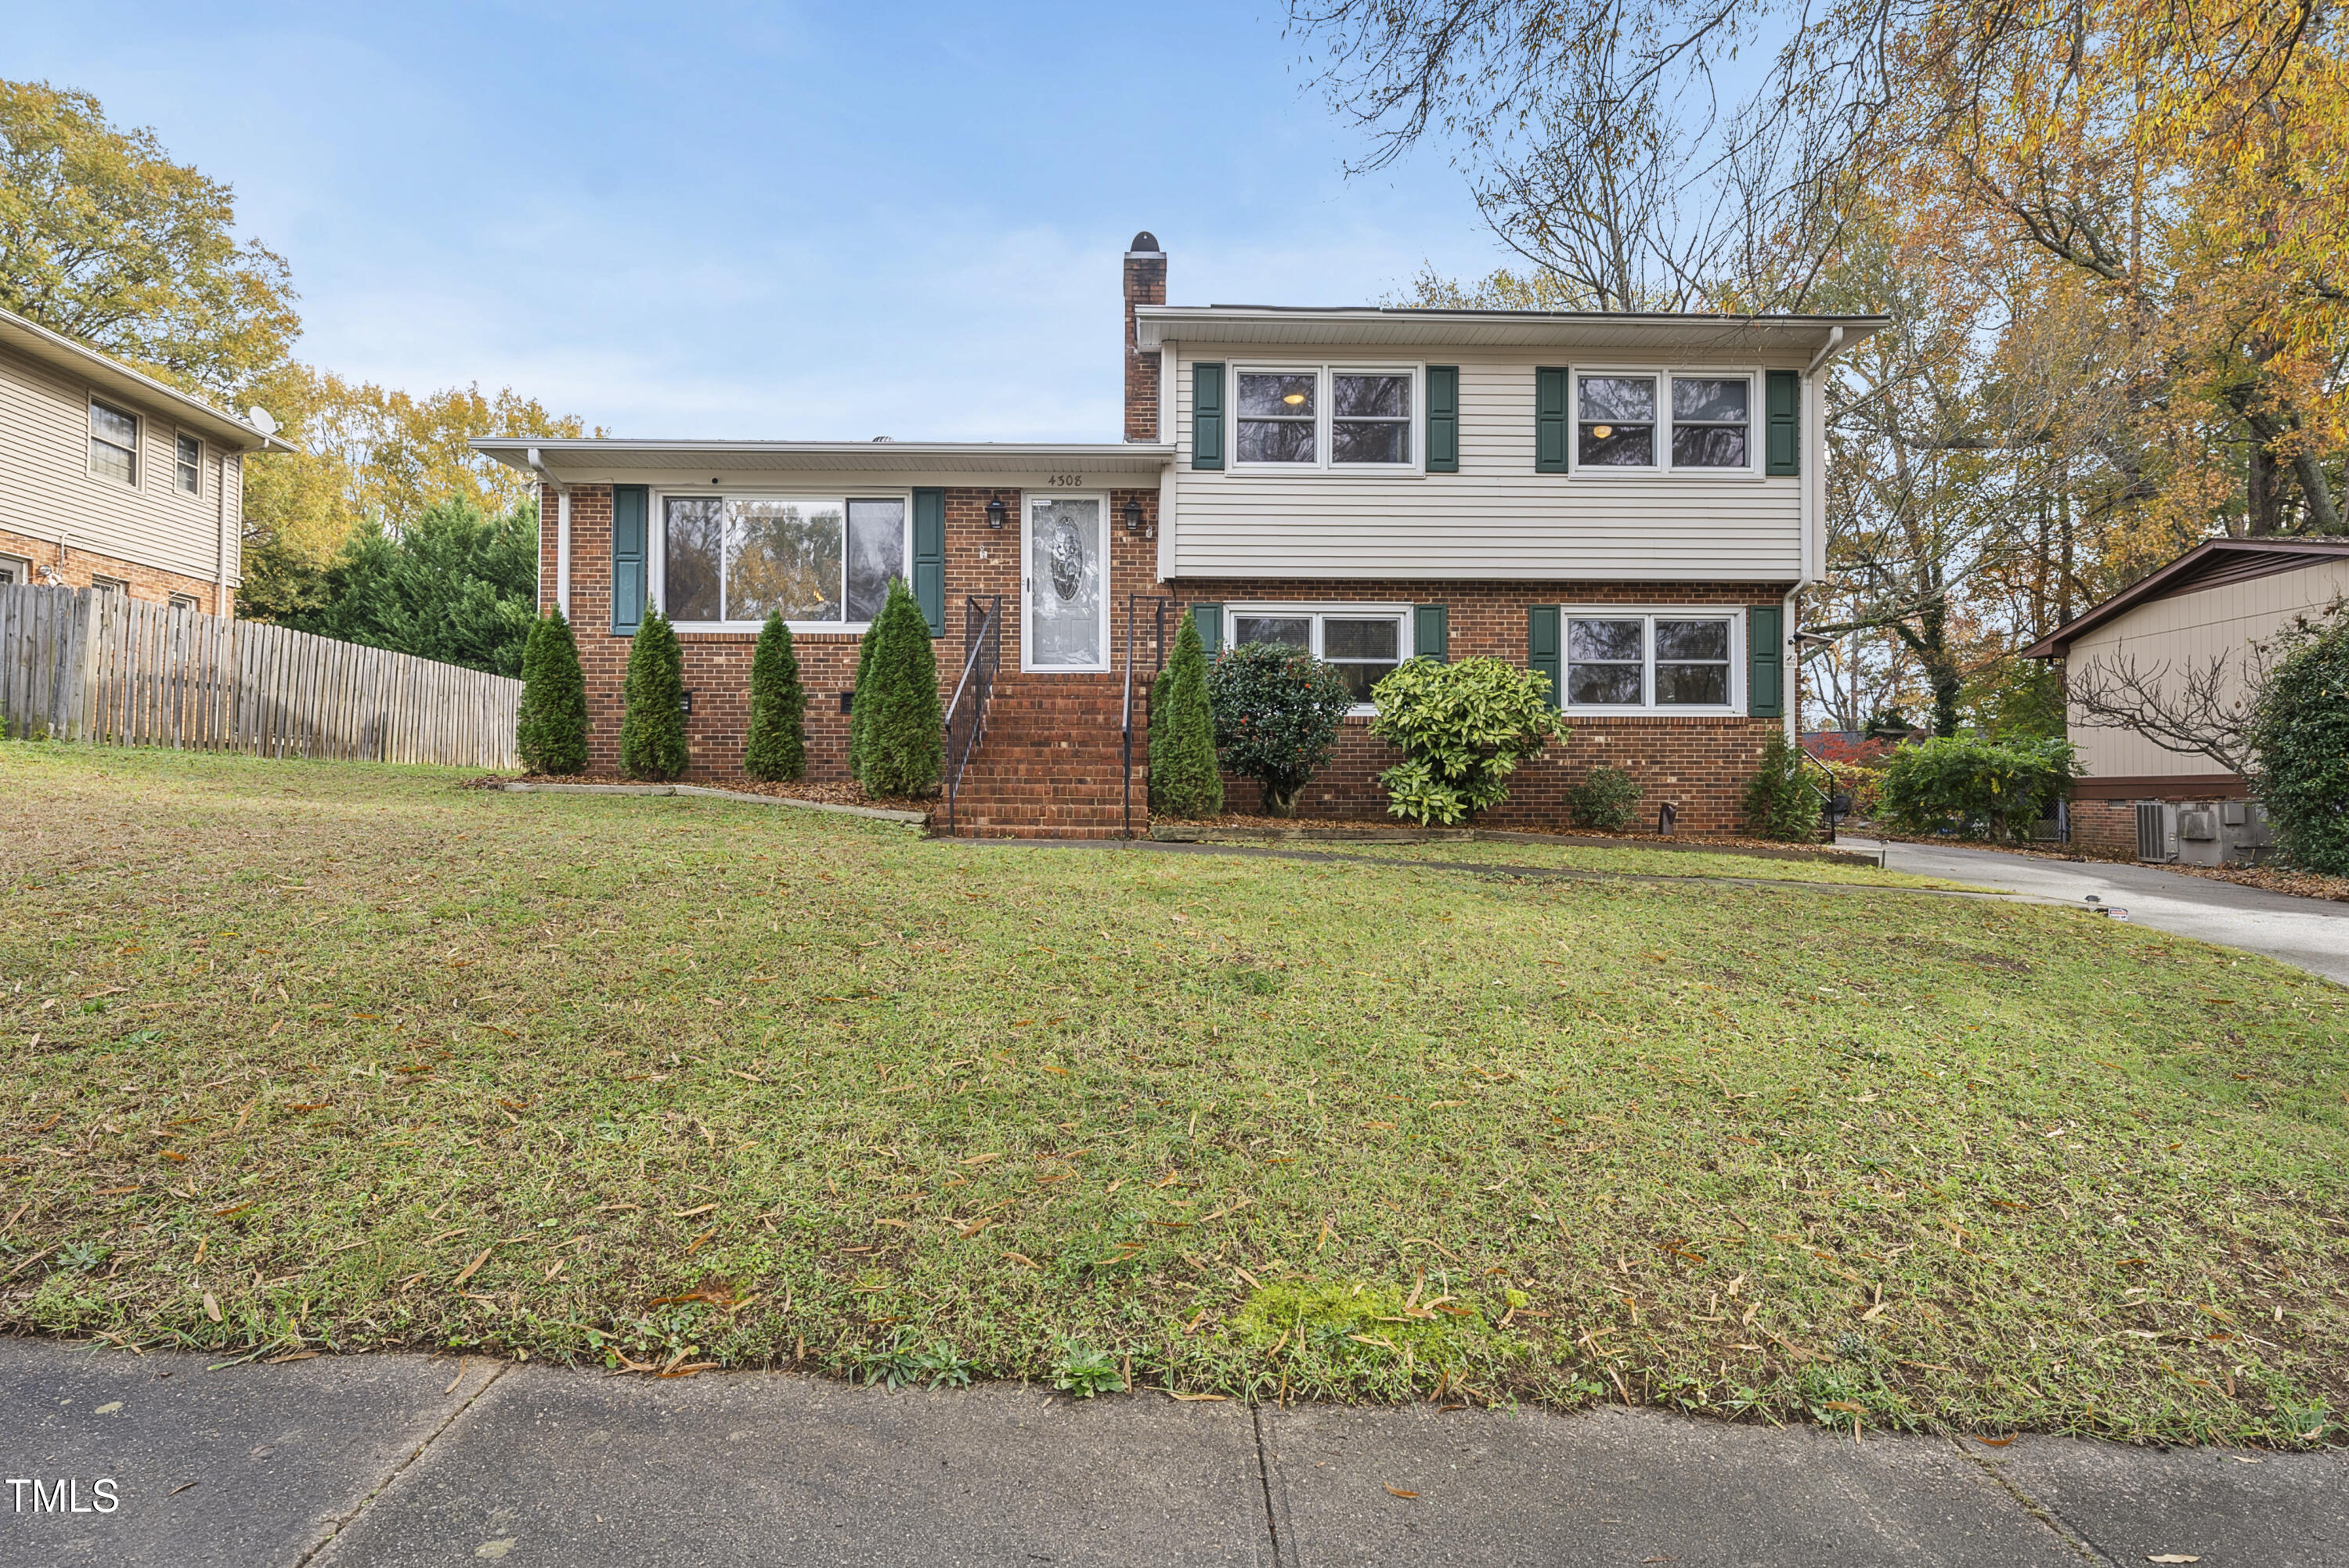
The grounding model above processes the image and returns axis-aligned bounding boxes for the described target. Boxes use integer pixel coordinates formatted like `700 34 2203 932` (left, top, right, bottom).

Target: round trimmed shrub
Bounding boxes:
1566 764 1641 831
1205 642 1354 816
1368 657 1567 825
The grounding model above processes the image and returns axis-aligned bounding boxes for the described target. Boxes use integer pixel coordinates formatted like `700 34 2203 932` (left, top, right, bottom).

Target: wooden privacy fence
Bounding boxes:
0 582 521 768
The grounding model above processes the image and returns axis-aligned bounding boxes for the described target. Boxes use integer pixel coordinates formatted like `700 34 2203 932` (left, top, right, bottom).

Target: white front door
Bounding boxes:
1022 493 1109 672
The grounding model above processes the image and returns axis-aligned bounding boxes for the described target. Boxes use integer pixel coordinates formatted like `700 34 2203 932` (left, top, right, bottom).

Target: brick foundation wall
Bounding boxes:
2069 799 2140 860
1178 577 1790 834
0 525 231 615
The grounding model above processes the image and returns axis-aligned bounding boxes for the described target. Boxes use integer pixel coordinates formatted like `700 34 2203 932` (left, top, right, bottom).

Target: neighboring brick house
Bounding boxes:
0 307 292 616
474 234 1885 837
2025 537 2349 863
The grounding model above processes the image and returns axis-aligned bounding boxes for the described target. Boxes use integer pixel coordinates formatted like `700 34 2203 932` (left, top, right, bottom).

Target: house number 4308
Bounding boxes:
1047 474 1084 488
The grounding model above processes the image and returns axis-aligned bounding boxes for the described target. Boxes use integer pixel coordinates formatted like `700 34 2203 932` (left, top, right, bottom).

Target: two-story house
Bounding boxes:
0 306 292 614
474 234 1885 836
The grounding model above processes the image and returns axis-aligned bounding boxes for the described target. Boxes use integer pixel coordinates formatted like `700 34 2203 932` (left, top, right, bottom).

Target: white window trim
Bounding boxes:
1560 605 1745 716
648 488 914 634
1222 600 1414 715
0 552 31 586
1021 490 1113 674
1229 363 1423 475
88 396 140 489
1568 367 1763 479
172 429 204 497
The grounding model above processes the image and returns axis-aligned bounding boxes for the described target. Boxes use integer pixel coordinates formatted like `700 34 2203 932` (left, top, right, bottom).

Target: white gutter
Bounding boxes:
1788 325 1857 741
216 452 229 615
527 447 569 619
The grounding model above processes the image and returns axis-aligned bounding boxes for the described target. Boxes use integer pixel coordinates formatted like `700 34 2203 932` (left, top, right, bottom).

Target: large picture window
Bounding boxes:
659 495 906 627
1226 604 1410 706
1564 612 1737 710
1571 371 1756 474
1234 366 1416 470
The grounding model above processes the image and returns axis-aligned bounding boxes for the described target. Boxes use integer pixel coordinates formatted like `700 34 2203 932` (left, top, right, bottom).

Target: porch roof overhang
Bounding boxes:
471 438 1174 479
1131 305 1891 356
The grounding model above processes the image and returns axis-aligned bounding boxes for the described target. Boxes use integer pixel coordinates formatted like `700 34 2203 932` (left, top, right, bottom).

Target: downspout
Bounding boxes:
527 447 569 618
216 452 229 615
1787 326 1855 743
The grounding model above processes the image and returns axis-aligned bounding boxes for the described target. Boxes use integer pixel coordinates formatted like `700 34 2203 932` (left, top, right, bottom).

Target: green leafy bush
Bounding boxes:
1742 731 1823 841
515 607 588 776
743 613 806 781
1565 764 1642 831
2246 605 2349 873
1368 657 1567 825
619 609 687 780
1875 734 2077 840
1149 614 1223 817
1205 642 1354 816
853 579 942 797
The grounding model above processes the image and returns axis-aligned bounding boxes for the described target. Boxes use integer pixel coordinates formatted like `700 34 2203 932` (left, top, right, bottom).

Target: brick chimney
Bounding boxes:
1123 230 1166 442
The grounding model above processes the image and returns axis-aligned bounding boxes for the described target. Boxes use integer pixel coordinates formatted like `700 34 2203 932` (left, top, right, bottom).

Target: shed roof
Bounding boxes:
2022 537 2349 658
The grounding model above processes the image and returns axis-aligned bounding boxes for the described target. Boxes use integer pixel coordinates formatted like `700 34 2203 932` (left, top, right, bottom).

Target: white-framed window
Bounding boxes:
1572 369 1756 474
174 432 202 495
0 553 30 586
1234 366 1417 470
1564 610 1741 712
90 574 131 597
1224 602 1413 708
89 398 139 486
168 592 201 612
653 492 909 630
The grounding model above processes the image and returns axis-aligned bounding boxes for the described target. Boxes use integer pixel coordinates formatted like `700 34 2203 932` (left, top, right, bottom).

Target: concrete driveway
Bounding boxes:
1848 835 2349 986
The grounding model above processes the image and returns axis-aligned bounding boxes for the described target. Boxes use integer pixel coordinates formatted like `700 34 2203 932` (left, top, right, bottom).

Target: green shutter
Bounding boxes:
912 488 946 636
1748 604 1784 718
1192 362 1225 470
1426 366 1460 473
611 485 648 636
1765 369 1801 476
1414 603 1449 663
1528 605 1561 710
1535 366 1570 474
1191 602 1223 654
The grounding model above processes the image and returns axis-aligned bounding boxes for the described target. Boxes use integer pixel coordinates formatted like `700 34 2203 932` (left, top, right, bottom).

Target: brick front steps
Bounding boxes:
943 673 1148 839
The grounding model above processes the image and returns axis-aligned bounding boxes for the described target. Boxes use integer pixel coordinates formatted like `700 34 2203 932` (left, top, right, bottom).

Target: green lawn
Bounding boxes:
1175 836 1989 891
4 742 2345 1445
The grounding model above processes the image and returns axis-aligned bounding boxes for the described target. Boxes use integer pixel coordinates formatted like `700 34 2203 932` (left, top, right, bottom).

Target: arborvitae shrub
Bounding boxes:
853 579 942 796
1149 614 1223 817
743 612 806 781
619 609 688 780
1743 730 1826 840
847 610 881 784
516 607 588 775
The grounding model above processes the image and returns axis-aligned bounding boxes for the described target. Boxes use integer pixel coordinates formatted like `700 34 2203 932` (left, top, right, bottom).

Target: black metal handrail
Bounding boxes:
942 594 1001 836
1795 740 1844 843
1121 594 1173 839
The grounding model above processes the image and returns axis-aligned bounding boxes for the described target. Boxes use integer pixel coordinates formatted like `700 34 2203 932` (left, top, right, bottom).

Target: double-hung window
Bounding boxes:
1564 612 1737 710
90 399 139 486
1572 371 1754 473
1227 605 1409 706
1235 367 1415 470
175 433 202 495
659 493 907 629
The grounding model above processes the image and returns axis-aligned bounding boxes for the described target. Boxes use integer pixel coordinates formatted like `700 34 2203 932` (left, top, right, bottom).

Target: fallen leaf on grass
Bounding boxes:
265 1350 318 1364
1164 1391 1228 1401
962 1152 1000 1166
1976 1436 2016 1447
1001 1252 1039 1269
452 1248 494 1287
673 1203 718 1219
202 1292 222 1323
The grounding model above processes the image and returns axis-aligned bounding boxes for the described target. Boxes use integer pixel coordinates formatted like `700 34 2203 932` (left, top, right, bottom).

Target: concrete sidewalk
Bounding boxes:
1853 835 2349 986
5 1339 2345 1566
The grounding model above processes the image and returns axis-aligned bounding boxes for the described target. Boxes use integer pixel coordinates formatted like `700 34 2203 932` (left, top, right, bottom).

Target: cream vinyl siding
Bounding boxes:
1171 344 1808 581
2066 558 2349 779
0 340 241 586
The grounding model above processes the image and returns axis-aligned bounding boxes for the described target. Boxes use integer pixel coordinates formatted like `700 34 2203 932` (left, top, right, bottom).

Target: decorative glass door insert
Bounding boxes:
1023 496 1107 670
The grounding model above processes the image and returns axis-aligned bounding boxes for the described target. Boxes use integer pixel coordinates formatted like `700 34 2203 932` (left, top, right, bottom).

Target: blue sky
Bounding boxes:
15 2 1510 440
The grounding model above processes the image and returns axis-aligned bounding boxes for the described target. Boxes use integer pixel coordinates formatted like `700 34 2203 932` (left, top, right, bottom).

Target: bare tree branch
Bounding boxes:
2066 649 2260 777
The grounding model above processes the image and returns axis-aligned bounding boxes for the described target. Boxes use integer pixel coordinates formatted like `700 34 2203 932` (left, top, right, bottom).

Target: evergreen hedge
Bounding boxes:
1741 731 1824 841
2246 607 2349 873
515 606 588 776
619 609 688 780
847 608 882 784
744 613 806 781
853 579 942 796
1149 614 1223 817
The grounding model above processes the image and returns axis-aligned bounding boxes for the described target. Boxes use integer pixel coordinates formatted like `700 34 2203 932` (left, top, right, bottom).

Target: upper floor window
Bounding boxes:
658 493 906 629
90 399 139 486
1235 366 1415 470
175 433 202 495
1566 612 1737 709
1575 372 1753 473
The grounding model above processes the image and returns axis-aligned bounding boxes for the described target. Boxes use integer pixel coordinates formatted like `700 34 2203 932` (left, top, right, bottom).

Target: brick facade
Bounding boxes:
543 482 1789 833
0 524 231 615
1122 236 1167 443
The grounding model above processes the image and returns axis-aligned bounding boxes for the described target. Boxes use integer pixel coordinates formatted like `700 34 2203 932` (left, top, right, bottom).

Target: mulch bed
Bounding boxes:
1161 810 1848 856
471 773 937 815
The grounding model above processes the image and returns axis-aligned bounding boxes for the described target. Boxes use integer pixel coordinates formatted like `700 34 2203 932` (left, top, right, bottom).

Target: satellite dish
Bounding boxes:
245 406 279 436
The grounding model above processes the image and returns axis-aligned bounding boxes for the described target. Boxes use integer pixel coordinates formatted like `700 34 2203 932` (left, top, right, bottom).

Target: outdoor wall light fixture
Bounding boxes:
986 497 1006 528
1123 498 1147 536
